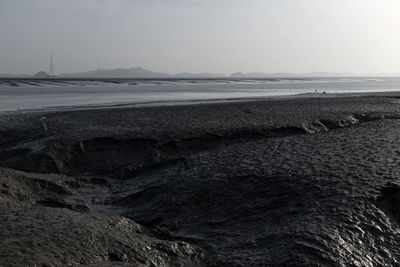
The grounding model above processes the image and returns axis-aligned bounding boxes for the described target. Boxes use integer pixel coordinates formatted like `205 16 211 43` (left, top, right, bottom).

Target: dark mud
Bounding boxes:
2 96 400 266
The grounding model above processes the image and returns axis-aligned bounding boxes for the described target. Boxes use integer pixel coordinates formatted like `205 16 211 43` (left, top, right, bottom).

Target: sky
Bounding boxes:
1 0 400 75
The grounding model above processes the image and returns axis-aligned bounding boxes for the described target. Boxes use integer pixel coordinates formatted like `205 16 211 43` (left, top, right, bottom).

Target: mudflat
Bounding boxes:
1 95 400 266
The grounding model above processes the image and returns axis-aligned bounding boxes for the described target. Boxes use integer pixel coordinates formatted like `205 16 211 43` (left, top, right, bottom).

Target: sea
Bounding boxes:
1 77 400 112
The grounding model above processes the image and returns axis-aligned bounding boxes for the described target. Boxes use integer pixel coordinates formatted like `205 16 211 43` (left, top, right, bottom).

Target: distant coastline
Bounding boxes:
2 66 400 79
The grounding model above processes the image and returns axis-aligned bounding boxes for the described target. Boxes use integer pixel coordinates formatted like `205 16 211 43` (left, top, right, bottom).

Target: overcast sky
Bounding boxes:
1 0 400 75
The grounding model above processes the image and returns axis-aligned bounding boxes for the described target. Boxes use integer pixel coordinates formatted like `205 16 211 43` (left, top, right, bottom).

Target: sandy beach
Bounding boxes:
1 94 400 266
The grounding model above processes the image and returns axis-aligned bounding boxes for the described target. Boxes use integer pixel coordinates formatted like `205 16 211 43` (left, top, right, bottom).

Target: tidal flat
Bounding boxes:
1 95 400 266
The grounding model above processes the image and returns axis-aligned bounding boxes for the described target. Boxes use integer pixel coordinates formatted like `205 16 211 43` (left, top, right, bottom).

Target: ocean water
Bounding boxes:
1 77 400 112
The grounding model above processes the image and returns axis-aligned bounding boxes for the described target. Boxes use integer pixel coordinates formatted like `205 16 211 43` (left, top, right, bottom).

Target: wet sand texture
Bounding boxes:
1 96 400 266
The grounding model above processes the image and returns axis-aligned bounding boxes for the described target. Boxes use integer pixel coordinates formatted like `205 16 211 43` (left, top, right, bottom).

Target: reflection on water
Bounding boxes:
1 77 400 112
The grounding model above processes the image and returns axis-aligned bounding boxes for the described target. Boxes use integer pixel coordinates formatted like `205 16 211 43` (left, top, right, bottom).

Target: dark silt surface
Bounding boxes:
2 95 400 265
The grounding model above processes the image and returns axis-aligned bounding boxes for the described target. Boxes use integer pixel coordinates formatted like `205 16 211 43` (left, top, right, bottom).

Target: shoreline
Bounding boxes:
2 90 400 115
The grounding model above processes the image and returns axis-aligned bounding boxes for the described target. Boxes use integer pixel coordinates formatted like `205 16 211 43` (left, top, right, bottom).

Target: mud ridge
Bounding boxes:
0 113 385 177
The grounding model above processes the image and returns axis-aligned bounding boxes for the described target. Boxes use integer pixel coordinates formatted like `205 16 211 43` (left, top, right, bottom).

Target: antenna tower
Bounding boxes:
49 51 55 76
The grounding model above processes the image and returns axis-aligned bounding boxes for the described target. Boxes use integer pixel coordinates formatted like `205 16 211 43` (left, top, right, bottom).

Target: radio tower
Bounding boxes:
49 50 55 77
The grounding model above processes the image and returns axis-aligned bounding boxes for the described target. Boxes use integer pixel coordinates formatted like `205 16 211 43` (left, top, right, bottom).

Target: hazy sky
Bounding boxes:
1 0 400 75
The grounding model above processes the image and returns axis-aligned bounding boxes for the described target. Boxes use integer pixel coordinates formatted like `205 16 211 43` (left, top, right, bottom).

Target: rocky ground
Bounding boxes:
1 95 400 266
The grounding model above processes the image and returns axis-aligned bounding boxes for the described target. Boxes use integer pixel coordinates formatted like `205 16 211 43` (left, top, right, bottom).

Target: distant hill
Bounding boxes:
59 67 227 79
60 67 172 78
34 71 51 77
174 72 225 78
3 68 398 79
230 72 296 78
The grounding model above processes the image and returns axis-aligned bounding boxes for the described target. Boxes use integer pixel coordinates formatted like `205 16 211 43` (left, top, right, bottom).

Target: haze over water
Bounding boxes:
1 77 400 112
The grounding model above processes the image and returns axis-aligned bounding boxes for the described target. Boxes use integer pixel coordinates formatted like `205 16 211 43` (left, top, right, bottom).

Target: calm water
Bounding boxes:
1 77 400 112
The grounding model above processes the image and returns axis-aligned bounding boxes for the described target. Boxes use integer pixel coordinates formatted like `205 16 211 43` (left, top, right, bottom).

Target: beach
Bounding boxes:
1 95 400 265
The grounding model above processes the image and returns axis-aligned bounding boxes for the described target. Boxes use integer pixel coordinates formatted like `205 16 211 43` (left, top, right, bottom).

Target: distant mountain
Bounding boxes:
60 67 172 78
174 72 225 78
59 67 227 79
230 72 297 78
3 67 398 79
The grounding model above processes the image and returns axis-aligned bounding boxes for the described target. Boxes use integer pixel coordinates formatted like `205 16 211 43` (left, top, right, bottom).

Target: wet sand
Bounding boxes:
1 95 400 265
